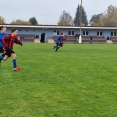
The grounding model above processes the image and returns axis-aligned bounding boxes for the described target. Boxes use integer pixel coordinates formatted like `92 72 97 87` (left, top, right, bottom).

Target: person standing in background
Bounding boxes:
90 36 93 44
74 34 79 43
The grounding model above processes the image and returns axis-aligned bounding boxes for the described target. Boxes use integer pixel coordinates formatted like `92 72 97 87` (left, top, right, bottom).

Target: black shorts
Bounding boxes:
60 42 63 47
5 49 15 57
56 42 63 47
0 46 4 53
56 42 60 46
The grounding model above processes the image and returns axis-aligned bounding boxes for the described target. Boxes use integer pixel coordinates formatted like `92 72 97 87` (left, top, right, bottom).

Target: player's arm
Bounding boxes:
2 35 9 49
14 37 22 46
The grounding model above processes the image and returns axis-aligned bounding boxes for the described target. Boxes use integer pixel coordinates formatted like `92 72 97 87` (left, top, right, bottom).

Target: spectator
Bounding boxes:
90 36 93 44
20 35 24 41
74 34 79 43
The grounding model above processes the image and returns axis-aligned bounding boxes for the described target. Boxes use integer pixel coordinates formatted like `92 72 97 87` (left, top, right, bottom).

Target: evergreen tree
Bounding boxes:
74 4 88 26
74 5 80 26
82 6 88 26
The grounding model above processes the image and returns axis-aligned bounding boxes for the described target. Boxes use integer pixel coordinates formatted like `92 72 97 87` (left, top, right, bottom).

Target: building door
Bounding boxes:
41 33 45 43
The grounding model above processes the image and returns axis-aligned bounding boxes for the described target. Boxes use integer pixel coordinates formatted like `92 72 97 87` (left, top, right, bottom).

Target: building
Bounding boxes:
1 24 117 43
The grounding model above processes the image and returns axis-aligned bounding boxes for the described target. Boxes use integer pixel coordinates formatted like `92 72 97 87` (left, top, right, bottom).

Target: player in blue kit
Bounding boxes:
54 33 64 52
0 26 7 66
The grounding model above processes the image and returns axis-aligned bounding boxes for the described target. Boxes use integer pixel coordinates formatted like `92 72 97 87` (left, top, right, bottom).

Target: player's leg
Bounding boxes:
11 53 20 71
55 43 60 51
0 46 4 66
0 49 10 61
3 55 9 61
53 45 56 49
0 48 6 65
11 53 17 70
0 51 6 66
54 42 58 49
60 42 63 47
0 54 9 61
54 43 57 50
0 56 2 66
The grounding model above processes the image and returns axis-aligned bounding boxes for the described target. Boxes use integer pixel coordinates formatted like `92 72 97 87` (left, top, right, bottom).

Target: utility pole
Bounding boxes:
79 0 82 43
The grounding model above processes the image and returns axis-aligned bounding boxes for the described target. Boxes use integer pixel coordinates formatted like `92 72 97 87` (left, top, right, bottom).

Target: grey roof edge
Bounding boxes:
0 24 117 29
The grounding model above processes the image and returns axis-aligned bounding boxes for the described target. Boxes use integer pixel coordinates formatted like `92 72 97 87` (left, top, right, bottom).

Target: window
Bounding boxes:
86 31 88 35
53 31 56 36
83 31 85 36
68 31 74 36
97 31 103 36
68 31 71 35
53 30 60 36
111 32 116 37
19 30 21 32
100 32 102 36
57 31 60 35
33 30 35 32
26 30 28 32
72 31 74 35
83 31 88 36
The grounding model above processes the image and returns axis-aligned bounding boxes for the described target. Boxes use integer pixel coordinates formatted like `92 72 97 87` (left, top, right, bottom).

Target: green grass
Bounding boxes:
1 43 117 117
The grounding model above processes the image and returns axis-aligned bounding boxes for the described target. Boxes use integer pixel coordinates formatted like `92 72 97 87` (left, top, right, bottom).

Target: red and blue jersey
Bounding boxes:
2 34 22 50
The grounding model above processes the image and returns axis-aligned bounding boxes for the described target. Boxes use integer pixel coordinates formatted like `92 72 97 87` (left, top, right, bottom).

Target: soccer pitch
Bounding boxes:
0 43 117 117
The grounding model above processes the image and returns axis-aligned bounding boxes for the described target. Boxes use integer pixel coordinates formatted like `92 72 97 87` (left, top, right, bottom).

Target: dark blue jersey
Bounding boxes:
0 32 6 47
56 36 62 43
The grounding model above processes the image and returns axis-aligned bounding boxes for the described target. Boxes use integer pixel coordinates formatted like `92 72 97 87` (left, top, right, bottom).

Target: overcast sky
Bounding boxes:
1 0 117 24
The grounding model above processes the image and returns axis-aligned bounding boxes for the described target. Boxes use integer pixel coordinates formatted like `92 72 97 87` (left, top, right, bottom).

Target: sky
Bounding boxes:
0 0 117 24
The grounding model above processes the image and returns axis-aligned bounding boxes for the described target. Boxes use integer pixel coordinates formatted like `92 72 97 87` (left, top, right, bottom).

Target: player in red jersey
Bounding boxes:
0 28 22 71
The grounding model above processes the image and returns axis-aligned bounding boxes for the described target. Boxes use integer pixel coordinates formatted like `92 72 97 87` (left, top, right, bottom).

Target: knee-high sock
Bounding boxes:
13 59 17 68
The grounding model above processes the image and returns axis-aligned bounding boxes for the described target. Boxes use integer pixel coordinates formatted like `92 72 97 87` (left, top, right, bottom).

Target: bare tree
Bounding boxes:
90 5 117 26
102 5 117 26
89 13 103 26
58 11 74 26
0 16 5 24
11 19 31 25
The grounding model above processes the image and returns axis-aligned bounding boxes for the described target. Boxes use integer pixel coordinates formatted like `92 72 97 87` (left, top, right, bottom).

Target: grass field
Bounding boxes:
1 43 117 117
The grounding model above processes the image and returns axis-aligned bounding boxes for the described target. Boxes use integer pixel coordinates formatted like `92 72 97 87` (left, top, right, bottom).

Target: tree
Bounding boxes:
89 13 103 26
29 17 38 25
58 11 74 26
0 16 5 24
74 5 80 26
82 6 88 26
11 19 31 25
74 4 88 26
90 5 117 26
102 5 117 26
